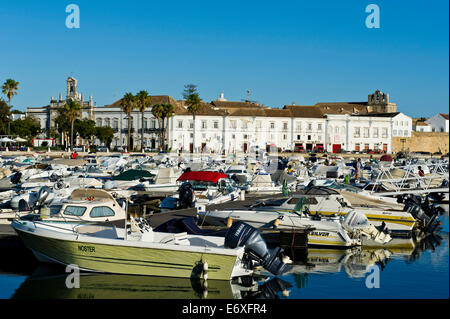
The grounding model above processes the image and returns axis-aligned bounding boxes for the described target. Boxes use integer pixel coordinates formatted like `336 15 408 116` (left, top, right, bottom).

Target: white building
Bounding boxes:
413 119 432 132
26 78 412 154
426 113 449 133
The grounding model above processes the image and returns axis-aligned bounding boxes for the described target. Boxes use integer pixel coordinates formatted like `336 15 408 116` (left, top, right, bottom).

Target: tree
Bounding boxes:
74 119 96 146
64 100 82 151
10 116 41 138
151 104 164 151
2 79 19 108
95 126 114 148
160 104 175 151
185 89 202 153
135 90 151 151
182 84 197 100
120 92 135 152
55 107 72 148
0 99 11 135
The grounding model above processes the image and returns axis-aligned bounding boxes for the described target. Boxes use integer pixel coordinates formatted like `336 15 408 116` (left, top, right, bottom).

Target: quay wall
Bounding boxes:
392 132 449 154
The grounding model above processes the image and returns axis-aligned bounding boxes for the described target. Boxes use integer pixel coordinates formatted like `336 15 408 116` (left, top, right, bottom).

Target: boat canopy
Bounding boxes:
155 167 180 184
177 171 228 183
112 169 154 181
69 188 116 202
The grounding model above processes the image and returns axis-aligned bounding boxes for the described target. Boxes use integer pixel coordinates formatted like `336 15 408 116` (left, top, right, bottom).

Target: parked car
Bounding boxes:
73 146 83 152
294 145 305 153
113 146 125 152
97 146 109 152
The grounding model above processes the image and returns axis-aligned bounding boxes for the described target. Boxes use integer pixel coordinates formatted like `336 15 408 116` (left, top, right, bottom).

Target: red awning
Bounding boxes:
177 171 228 183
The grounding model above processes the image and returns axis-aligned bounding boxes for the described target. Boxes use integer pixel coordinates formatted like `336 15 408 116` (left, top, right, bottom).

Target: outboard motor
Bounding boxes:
35 186 51 208
224 221 291 276
11 171 22 184
403 194 441 233
178 182 195 209
18 198 30 211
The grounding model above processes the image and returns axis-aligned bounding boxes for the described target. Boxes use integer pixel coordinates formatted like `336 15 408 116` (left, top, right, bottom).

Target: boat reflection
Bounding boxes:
284 232 445 279
11 266 292 299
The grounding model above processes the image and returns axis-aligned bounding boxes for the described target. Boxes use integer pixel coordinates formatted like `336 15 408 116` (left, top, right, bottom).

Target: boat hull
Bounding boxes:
13 224 242 280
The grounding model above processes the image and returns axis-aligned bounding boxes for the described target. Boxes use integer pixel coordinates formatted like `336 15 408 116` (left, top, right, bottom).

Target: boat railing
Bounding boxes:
370 162 449 196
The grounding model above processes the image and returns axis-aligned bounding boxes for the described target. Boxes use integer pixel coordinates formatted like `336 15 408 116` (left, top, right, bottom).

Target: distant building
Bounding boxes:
412 118 432 132
27 78 412 153
9 113 26 121
27 76 95 137
426 114 449 133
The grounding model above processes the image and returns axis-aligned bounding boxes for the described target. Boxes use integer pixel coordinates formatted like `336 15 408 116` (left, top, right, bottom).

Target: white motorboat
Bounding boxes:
12 206 291 280
252 187 416 234
160 171 242 210
199 203 391 248
246 173 282 195
139 167 181 194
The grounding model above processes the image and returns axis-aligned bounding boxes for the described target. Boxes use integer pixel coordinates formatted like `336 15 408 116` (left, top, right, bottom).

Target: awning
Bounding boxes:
177 171 228 183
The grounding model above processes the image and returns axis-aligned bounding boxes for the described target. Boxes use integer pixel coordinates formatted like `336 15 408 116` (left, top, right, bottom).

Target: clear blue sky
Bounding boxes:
0 0 448 117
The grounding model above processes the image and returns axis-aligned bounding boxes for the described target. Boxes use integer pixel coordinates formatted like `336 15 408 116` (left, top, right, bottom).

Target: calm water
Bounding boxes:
1 205 448 299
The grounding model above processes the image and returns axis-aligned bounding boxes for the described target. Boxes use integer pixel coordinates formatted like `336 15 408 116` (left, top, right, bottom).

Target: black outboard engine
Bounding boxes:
224 221 291 276
178 182 195 209
11 171 22 184
403 194 441 233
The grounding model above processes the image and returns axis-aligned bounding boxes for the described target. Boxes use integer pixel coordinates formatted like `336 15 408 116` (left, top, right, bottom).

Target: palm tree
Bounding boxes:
1 79 19 108
185 93 202 153
64 100 82 151
135 90 151 152
120 92 135 152
151 104 164 151
160 104 175 151
2 79 19 135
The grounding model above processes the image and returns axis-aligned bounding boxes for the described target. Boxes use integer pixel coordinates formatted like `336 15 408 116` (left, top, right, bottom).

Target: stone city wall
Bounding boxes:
393 132 449 154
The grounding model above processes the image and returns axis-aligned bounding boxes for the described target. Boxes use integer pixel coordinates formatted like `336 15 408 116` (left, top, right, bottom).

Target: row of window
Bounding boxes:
394 120 410 126
64 205 115 218
393 130 410 136
96 118 158 129
353 127 388 138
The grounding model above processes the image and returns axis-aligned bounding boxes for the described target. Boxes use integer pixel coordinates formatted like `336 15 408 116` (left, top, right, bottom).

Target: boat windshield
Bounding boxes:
189 180 217 191
328 182 362 193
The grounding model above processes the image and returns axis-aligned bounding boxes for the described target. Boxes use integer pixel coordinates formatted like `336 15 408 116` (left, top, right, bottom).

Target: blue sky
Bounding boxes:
0 0 448 117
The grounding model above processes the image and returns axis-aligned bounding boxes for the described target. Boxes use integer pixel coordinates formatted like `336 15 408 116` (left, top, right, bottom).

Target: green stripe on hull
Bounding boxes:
17 230 238 280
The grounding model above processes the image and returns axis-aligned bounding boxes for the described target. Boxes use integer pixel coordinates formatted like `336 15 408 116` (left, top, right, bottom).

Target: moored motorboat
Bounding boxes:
11 218 291 280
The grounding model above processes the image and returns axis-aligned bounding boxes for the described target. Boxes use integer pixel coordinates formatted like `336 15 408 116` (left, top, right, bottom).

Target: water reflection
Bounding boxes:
4 208 449 299
283 230 447 279
11 266 292 299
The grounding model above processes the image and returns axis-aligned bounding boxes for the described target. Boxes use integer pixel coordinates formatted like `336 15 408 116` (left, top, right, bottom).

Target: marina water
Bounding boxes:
1 204 447 299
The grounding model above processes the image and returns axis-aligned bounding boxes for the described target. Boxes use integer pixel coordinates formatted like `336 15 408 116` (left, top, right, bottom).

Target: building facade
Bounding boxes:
426 114 449 133
27 78 412 153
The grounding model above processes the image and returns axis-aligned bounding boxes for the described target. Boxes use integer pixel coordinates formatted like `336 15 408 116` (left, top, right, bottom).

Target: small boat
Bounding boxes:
160 171 242 210
17 188 128 228
199 204 391 248
246 173 282 195
11 217 291 280
139 167 181 194
226 165 253 184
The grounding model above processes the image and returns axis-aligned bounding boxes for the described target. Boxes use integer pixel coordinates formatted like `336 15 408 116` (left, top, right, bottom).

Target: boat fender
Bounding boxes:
203 261 208 281
273 218 280 228
227 216 233 228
